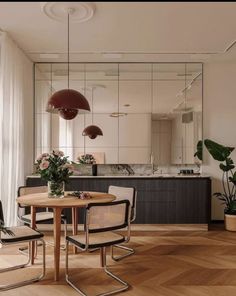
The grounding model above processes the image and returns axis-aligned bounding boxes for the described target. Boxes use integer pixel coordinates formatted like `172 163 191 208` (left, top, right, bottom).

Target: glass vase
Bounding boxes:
48 181 65 198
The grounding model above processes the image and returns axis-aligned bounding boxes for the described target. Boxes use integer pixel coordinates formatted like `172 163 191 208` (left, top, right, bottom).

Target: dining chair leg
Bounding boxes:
111 245 135 261
18 241 41 258
100 247 129 296
89 247 99 253
0 239 46 291
65 242 87 296
65 245 129 296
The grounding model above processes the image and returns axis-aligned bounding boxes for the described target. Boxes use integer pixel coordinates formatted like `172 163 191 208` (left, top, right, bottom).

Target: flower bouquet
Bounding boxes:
78 154 97 176
77 154 96 164
36 150 73 198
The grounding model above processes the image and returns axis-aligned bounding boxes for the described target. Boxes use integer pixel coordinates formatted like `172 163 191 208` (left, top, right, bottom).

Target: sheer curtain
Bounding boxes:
0 32 33 226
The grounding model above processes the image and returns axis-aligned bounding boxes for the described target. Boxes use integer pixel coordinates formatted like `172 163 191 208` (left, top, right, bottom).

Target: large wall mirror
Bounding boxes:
34 63 202 165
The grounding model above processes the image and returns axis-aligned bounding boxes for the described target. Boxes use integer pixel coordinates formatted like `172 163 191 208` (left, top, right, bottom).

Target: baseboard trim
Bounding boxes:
37 224 209 232
211 220 224 223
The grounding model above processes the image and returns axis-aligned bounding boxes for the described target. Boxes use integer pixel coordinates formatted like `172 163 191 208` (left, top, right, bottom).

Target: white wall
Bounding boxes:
203 62 236 220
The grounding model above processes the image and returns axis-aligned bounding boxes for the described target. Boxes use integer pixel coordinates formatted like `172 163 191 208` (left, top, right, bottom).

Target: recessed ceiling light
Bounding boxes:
109 112 127 118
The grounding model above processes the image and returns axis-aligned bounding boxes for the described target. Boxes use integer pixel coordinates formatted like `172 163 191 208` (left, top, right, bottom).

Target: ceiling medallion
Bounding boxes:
40 2 95 23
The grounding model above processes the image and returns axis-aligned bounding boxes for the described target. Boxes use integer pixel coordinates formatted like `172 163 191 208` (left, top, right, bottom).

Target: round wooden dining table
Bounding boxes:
17 191 116 281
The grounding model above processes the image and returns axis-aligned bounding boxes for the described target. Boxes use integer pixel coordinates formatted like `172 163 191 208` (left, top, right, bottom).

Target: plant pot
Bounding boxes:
225 214 236 231
48 181 65 198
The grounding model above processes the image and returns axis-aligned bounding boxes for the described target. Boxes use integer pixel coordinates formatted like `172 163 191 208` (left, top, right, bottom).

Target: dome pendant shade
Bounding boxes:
47 89 90 117
59 108 78 120
82 125 103 139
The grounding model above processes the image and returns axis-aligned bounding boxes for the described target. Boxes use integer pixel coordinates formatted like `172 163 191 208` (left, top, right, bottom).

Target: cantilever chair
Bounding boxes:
17 186 67 251
66 200 131 296
0 201 46 291
108 185 137 261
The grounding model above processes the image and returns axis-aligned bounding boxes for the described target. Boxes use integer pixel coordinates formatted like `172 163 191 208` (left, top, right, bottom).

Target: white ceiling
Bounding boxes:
1 2 236 62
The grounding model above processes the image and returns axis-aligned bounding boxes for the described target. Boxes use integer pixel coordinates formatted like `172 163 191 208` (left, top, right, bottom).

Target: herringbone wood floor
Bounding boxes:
1 224 236 296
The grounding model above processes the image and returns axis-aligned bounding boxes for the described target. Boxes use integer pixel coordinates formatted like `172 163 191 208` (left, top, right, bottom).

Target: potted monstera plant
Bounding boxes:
200 139 236 231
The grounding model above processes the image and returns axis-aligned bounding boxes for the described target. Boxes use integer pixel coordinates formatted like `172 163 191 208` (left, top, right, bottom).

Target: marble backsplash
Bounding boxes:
72 163 201 176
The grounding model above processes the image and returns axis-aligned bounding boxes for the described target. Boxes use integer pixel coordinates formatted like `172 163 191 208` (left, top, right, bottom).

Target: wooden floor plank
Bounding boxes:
1 225 236 295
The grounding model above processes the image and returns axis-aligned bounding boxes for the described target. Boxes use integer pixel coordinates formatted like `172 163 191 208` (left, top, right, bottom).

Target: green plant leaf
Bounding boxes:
213 192 224 197
219 163 235 172
226 200 236 214
194 140 203 161
204 139 234 161
229 172 236 185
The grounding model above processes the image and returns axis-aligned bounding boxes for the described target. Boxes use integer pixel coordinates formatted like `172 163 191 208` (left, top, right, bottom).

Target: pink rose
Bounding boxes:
79 192 91 199
39 160 49 170
36 153 49 161
53 150 64 157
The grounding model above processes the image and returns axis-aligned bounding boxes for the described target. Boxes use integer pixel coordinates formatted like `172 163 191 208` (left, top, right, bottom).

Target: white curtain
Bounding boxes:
0 32 33 226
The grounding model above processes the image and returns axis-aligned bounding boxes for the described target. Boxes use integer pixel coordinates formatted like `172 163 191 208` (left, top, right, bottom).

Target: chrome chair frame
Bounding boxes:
109 186 137 262
65 200 131 296
0 238 46 291
0 199 46 291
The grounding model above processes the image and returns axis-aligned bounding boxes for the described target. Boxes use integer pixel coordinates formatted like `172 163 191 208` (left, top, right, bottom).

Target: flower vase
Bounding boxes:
48 181 65 198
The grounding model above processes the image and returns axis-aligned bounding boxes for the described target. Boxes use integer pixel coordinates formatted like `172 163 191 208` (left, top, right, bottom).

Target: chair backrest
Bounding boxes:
17 186 48 221
108 185 137 221
18 186 48 197
0 201 4 224
86 200 130 233
17 186 48 207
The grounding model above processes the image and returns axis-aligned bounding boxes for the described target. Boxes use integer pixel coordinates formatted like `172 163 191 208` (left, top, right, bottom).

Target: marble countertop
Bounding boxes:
27 174 210 179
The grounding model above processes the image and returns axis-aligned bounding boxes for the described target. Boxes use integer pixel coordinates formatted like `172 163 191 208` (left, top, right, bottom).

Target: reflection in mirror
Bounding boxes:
119 64 152 164
151 63 202 167
35 63 202 165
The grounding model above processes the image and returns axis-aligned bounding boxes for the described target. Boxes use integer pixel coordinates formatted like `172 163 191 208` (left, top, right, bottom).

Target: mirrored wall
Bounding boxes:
34 63 203 165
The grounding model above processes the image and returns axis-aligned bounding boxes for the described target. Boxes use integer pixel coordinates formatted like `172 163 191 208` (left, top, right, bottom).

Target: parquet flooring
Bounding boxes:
1 224 236 296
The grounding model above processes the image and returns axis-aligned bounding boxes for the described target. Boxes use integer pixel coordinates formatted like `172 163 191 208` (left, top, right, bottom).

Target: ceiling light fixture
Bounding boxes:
82 86 103 139
109 112 127 118
176 72 202 98
46 8 90 120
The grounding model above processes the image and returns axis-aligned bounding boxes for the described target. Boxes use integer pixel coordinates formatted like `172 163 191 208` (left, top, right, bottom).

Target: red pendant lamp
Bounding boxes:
46 10 90 120
83 125 103 139
83 86 103 139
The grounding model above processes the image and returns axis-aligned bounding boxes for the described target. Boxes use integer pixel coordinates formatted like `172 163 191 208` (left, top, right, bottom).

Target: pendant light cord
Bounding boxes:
50 63 53 94
50 63 53 151
92 87 94 124
67 12 70 89
117 64 120 163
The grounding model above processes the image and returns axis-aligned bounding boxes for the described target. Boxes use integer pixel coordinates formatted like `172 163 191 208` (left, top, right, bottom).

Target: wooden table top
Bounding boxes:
17 191 116 208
